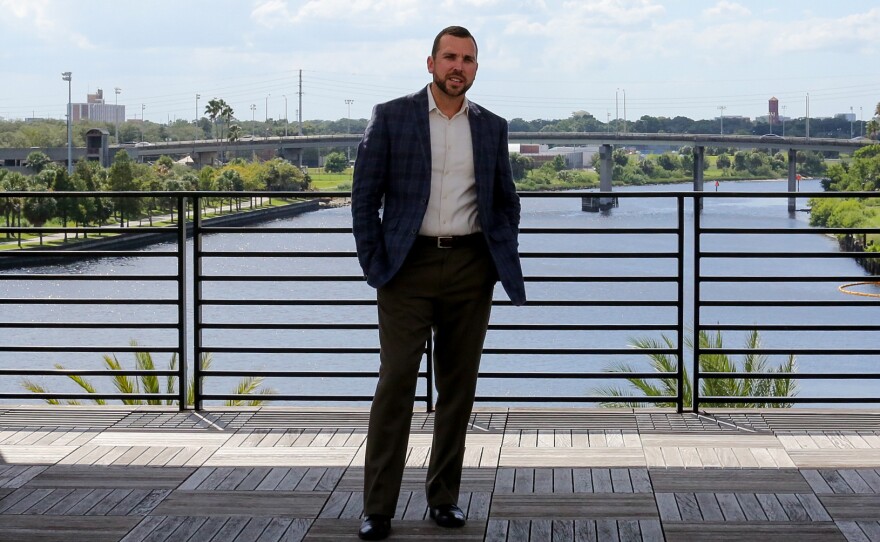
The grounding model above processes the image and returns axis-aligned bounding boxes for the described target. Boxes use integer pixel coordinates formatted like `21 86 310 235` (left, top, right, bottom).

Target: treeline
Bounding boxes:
809 145 880 243
0 151 309 240
512 146 828 190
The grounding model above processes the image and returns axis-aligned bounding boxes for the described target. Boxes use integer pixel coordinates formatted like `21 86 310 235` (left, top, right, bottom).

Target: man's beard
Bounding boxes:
433 73 473 98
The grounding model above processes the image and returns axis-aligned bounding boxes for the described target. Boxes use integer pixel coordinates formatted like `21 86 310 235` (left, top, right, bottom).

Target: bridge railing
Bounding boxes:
0 190 877 412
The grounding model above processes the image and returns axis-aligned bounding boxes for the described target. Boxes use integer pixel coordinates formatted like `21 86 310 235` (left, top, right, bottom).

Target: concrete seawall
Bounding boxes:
0 198 326 270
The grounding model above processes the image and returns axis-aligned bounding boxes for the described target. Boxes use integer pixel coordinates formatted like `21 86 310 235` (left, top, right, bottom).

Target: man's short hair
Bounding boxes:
431 26 478 58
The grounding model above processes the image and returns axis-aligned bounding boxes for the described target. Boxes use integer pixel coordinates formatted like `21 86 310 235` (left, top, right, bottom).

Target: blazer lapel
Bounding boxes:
467 102 491 194
413 88 431 170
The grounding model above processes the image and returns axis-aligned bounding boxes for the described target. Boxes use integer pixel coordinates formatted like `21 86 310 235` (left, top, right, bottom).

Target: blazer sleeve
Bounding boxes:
495 120 520 232
351 104 390 277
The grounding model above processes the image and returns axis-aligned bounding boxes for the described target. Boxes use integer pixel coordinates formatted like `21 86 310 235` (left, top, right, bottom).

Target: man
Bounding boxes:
351 25 525 541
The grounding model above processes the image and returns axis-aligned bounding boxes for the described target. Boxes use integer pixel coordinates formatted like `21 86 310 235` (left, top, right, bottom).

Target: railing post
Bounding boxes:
788 148 798 214
676 195 686 413
177 195 189 410
193 195 203 411
692 193 702 413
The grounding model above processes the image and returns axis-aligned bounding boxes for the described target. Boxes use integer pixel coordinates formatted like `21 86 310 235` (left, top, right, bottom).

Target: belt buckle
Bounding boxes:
437 236 453 249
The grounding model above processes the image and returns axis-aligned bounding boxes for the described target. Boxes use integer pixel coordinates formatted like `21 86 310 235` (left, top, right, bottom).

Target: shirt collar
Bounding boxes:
426 83 469 118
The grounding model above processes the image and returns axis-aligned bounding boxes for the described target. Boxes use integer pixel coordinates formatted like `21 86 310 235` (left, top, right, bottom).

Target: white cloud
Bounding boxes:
703 1 751 19
251 0 421 27
0 0 95 49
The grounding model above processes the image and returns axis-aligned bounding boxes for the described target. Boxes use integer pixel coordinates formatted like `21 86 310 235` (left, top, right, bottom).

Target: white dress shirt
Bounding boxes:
420 85 480 237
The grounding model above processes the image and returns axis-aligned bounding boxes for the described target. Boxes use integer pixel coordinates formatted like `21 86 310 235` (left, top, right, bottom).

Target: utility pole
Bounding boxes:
195 93 200 123
250 104 256 136
850 106 854 138
805 93 810 139
265 94 270 138
283 94 288 137
717 105 726 135
298 70 303 136
62 71 72 174
615 89 619 133
622 88 626 133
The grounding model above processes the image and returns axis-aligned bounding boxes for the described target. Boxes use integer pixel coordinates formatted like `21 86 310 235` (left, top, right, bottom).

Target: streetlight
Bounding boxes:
615 89 619 133
61 71 72 174
717 105 726 135
265 93 270 138
860 106 864 137
250 104 256 136
345 99 354 160
850 106 854 138
140 104 146 142
283 94 288 137
622 88 626 133
782 105 787 137
195 93 200 123
113 87 122 145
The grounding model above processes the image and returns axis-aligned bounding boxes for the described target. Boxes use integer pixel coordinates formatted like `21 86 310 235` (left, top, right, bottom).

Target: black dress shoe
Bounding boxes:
429 504 466 528
358 515 391 540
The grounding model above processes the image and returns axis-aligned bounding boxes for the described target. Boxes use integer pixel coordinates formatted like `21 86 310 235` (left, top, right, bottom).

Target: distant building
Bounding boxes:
71 89 125 124
508 143 597 169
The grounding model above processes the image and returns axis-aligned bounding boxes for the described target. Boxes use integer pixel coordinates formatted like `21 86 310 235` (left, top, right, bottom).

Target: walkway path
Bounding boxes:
1 406 879 541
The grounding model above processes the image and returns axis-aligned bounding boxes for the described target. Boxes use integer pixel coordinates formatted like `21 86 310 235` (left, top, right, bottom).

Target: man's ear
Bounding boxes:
427 55 435 75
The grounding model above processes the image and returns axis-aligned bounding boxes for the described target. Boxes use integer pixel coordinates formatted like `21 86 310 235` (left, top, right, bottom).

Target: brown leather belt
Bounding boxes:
416 233 484 249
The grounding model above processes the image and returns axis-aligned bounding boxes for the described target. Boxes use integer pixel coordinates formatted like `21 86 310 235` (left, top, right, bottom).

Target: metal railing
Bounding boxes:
0 190 877 412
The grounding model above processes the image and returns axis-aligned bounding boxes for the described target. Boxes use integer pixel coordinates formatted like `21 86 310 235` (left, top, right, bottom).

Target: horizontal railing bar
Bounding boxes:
0 369 178 376
701 372 880 379
200 347 676 355
700 324 880 331
198 393 673 403
0 274 179 281
197 275 679 283
201 394 419 402
0 393 175 400
700 348 879 355
701 300 877 307
700 252 874 258
700 276 878 282
200 370 675 379
699 396 880 403
196 226 680 235
1 227 172 234
198 323 677 331
0 251 178 258
522 252 677 259
0 299 179 305
0 346 179 353
701 227 880 235
199 227 353 234
201 251 354 258
199 299 678 307
0 323 178 329
474 395 675 403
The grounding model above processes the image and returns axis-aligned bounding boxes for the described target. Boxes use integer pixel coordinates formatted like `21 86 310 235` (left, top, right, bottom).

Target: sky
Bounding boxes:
1 0 878 126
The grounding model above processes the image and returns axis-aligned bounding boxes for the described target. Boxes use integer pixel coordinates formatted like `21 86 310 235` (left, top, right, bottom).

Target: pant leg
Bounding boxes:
425 242 496 506
363 248 437 516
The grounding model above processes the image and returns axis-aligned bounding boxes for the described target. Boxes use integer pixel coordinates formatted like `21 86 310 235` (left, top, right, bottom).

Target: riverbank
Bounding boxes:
0 198 327 270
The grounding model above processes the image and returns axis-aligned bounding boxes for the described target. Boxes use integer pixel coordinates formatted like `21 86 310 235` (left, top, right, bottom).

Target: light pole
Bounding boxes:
615 89 619 133
283 94 288 137
250 104 256 136
345 99 354 160
61 71 72 174
195 93 200 123
114 87 121 145
805 92 810 139
717 105 726 135
782 105 787 137
265 93 270 138
622 88 626 133
140 104 146 142
850 106 854 138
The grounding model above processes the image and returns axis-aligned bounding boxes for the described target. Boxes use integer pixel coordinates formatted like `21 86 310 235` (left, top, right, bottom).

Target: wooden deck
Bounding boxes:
1 406 880 541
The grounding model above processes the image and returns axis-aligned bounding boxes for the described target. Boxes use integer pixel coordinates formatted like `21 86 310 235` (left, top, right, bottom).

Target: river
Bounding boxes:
1 179 878 407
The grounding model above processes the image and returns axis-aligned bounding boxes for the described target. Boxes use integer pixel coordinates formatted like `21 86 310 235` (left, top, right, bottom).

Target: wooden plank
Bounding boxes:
715 492 746 521
181 516 229 542
531 518 552 540
84 489 133 516
150 490 329 517
795 493 832 522
514 468 534 493
662 522 846 542
63 488 113 515
592 469 613 494
233 517 273 541
118 515 167 542
610 469 633 494
534 468 553 494
695 492 724 521
573 468 593 493
675 493 701 521
833 521 871 542
650 469 812 493
839 470 875 494
0 515 140 542
554 468 574 493
819 495 880 521
279 518 311 542
755 493 788 521
552 519 575 542
654 493 680 521
596 519 619 542
489 493 657 520
3 488 52 514
485 519 508 542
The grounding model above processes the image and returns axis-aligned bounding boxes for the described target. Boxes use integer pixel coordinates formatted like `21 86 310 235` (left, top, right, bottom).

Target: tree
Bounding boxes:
550 154 567 171
657 152 679 171
228 124 243 142
324 151 348 173
509 153 533 181
205 98 222 140
22 178 57 244
22 344 275 407
595 330 798 409
612 148 629 167
24 151 52 173
716 153 731 170
107 150 141 226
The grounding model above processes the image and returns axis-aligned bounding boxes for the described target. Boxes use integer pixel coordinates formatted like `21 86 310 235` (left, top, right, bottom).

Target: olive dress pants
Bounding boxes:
363 235 496 516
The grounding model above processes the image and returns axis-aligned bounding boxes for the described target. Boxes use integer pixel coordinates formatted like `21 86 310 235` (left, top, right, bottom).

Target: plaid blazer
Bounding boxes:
351 86 525 306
